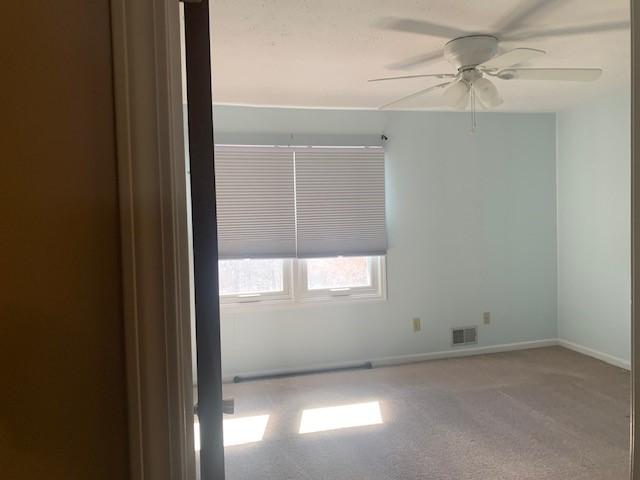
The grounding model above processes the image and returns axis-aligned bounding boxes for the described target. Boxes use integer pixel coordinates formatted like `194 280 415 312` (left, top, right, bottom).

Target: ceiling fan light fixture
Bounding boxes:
455 92 470 110
443 80 470 108
472 77 503 108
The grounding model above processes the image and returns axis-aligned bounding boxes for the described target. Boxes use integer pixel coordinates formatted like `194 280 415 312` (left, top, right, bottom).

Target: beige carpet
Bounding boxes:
222 347 629 479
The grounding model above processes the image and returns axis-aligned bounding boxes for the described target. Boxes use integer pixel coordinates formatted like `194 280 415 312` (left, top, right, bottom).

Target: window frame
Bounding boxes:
218 259 294 305
219 256 386 308
296 256 385 303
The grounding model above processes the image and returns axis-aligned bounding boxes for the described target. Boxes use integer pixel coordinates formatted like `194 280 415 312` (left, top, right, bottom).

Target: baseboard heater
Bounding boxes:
233 361 373 383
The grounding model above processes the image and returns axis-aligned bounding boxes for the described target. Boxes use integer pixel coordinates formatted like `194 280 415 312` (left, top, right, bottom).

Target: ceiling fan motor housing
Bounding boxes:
444 35 498 70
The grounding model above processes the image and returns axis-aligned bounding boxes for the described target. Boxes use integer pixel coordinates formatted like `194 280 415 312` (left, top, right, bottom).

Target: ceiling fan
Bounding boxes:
369 1 628 111
370 35 602 110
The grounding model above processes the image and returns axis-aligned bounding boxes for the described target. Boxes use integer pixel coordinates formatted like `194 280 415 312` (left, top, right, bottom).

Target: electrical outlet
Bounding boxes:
483 312 491 325
412 317 421 332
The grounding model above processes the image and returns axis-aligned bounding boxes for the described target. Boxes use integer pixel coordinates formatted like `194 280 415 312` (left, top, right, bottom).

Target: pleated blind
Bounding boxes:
294 147 387 258
214 146 296 259
214 145 387 259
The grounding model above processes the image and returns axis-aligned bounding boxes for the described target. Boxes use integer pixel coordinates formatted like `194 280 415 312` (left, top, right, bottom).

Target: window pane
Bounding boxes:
306 257 371 290
219 259 284 295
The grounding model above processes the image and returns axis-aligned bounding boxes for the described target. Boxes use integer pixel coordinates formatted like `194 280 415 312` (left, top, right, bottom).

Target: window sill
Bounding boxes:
220 293 387 312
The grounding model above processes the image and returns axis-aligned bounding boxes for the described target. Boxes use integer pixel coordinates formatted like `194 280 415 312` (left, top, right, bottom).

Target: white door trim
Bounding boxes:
110 1 195 479
631 0 640 477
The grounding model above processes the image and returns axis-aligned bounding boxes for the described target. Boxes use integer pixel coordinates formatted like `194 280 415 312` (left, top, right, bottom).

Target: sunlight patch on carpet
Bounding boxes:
195 414 271 450
299 401 383 434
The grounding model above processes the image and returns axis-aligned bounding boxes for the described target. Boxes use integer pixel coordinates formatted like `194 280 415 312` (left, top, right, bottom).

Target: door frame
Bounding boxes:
110 1 196 479
631 0 640 476
110 0 639 479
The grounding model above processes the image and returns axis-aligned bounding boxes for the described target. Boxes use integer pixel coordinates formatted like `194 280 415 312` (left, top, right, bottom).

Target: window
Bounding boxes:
298 256 383 300
305 257 371 290
218 259 293 304
219 256 385 306
214 144 387 306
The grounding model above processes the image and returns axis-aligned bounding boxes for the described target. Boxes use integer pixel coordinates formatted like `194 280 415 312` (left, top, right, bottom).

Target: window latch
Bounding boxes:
222 398 235 415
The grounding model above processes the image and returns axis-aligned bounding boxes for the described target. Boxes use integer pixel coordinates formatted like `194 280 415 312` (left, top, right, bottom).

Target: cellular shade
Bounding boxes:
294 147 387 258
214 146 296 259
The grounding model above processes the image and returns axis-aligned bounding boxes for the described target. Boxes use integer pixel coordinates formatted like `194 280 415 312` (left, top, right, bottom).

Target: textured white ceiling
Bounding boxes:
209 0 630 112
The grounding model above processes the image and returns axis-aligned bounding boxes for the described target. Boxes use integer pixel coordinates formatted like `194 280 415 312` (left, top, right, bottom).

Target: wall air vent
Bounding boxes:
452 326 477 346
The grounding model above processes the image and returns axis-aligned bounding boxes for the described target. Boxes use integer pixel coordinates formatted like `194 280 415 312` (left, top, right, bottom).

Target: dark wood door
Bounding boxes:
183 1 225 478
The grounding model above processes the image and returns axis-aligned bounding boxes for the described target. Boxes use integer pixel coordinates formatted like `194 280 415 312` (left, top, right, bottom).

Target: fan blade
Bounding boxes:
375 17 470 39
386 49 444 71
503 20 629 41
493 0 570 34
379 81 453 110
473 78 503 108
443 80 470 109
497 68 602 82
479 48 545 70
368 73 456 83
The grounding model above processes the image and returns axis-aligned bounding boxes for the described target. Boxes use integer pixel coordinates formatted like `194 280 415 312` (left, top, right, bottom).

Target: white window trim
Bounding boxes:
219 259 294 305
220 256 387 309
296 256 385 303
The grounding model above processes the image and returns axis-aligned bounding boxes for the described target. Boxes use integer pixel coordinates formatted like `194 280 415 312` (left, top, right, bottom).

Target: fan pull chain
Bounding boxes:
470 85 477 133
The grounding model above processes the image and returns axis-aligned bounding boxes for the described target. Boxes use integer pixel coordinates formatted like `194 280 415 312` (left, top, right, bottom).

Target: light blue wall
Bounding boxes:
556 92 631 363
214 106 558 377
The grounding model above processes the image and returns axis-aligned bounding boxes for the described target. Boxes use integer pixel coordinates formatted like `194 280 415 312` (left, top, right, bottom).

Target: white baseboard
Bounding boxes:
372 339 559 367
222 338 631 382
557 338 630 370
222 339 558 382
